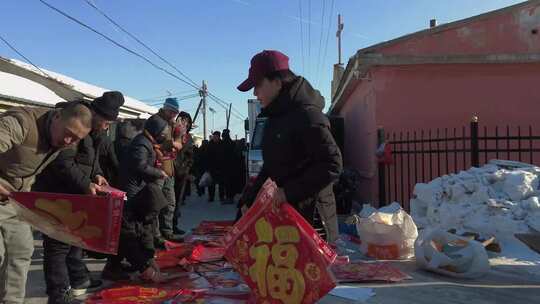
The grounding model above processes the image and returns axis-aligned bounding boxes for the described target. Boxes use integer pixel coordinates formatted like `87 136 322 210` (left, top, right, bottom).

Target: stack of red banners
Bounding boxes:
331 261 412 283
155 242 194 269
223 179 337 304
11 186 125 254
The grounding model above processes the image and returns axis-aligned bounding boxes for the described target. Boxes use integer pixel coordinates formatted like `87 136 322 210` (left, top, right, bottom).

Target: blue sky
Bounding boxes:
0 0 524 137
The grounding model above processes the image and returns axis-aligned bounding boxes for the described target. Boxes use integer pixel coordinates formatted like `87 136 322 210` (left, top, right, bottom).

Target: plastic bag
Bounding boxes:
355 202 418 259
414 228 490 278
198 171 213 188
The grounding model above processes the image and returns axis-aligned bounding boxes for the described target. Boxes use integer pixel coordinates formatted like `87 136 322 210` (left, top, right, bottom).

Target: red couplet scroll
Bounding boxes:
223 179 337 304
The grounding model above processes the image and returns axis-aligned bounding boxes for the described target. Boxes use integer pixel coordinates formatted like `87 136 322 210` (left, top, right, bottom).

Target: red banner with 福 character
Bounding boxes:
10 186 125 254
223 179 337 304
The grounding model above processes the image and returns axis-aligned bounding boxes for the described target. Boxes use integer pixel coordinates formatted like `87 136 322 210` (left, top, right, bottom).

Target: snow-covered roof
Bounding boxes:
0 57 157 119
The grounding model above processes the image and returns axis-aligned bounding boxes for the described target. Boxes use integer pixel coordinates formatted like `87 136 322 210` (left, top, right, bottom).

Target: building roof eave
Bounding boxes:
329 52 540 114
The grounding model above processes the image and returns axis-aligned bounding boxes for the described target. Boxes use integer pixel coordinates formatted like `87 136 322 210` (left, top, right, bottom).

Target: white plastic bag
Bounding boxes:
198 171 213 188
355 202 418 259
414 228 490 278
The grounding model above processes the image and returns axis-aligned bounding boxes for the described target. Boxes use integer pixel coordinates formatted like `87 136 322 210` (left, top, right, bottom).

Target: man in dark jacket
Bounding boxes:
33 91 125 304
102 114 169 282
193 139 209 196
220 129 237 204
207 131 225 202
99 135 120 187
237 50 342 242
114 119 144 164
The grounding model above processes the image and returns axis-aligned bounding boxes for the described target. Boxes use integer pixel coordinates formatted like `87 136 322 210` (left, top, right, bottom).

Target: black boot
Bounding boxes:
71 278 103 296
102 260 131 281
47 288 74 304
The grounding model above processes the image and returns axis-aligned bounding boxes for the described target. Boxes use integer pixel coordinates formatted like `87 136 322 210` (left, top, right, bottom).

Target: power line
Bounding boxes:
321 0 335 86
207 95 243 120
38 0 200 91
308 0 311 78
82 0 200 88
40 0 246 121
298 0 305 74
82 0 247 119
207 92 244 118
140 89 198 101
148 93 200 105
0 34 51 78
315 0 326 87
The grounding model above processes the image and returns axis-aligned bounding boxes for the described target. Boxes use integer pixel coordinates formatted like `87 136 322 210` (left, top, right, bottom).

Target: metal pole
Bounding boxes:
336 14 344 65
192 98 203 124
226 103 232 129
377 128 386 206
200 80 208 139
471 115 479 167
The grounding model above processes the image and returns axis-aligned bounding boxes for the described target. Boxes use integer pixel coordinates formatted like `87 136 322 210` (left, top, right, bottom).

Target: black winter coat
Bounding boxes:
206 140 225 177
242 77 342 223
118 133 163 199
34 131 104 194
99 135 120 186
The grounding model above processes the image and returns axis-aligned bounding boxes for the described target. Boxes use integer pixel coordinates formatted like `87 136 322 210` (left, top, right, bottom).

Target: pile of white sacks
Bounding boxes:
411 160 540 237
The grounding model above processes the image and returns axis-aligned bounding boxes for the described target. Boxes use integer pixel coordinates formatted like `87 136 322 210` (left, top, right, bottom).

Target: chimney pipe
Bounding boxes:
430 19 437 28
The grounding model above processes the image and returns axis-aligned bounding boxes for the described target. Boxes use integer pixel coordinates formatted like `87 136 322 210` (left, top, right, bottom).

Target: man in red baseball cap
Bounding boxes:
237 50 290 92
237 50 343 243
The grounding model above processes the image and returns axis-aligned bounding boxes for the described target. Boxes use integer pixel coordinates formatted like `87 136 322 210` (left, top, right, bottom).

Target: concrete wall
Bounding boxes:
339 62 540 206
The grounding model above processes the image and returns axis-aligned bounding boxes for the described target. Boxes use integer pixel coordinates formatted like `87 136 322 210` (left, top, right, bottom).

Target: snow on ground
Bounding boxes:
409 160 540 271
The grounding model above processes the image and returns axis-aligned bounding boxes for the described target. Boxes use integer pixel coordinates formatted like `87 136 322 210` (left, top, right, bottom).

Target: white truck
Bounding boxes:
246 99 265 181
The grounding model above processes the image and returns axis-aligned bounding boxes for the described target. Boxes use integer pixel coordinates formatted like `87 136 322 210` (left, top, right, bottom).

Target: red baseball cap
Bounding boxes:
237 50 290 92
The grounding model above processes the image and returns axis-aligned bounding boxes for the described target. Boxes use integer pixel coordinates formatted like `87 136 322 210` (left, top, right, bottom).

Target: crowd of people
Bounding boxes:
193 130 247 204
0 49 342 304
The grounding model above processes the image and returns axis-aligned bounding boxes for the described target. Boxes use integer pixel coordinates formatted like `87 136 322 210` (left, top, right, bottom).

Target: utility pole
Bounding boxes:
226 103 232 129
199 80 208 139
336 14 344 65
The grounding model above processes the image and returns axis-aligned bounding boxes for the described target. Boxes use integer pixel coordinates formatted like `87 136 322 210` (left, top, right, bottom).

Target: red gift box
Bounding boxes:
10 186 125 254
223 179 337 304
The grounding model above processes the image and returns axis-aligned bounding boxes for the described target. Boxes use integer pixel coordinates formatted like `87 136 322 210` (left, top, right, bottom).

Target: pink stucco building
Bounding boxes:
329 1 540 206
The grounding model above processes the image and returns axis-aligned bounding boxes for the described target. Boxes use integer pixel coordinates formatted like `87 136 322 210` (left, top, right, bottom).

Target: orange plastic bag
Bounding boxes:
223 179 337 304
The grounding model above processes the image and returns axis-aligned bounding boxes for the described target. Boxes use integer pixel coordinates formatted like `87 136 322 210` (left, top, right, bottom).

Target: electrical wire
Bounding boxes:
207 93 244 118
307 0 311 78
41 0 246 121
82 0 200 88
298 0 305 74
84 0 246 118
39 0 200 91
321 0 335 87
0 34 51 78
148 93 200 105
139 89 199 101
315 0 326 87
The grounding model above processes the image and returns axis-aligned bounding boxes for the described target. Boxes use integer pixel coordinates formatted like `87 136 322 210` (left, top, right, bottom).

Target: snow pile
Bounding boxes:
411 160 540 237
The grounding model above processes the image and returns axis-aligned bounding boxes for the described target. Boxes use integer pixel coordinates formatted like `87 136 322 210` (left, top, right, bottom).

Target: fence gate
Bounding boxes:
378 117 540 210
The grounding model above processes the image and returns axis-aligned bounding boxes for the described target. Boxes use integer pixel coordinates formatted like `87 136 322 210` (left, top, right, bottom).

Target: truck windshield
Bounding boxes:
251 118 267 150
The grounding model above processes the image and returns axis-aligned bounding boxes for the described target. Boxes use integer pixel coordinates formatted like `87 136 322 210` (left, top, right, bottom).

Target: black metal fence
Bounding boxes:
378 118 540 210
